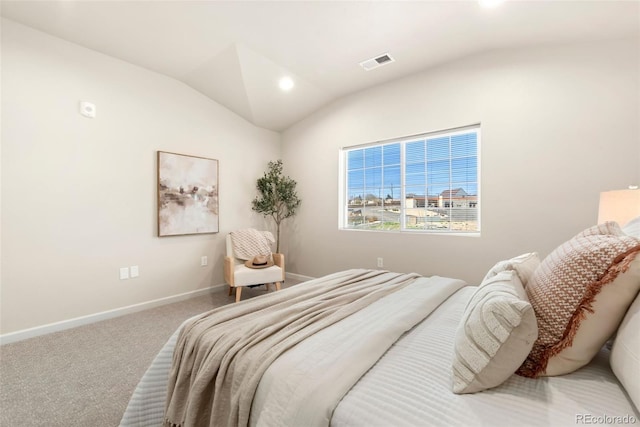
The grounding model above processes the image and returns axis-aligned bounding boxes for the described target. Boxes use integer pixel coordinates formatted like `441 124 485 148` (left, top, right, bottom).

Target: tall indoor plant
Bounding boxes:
251 160 301 253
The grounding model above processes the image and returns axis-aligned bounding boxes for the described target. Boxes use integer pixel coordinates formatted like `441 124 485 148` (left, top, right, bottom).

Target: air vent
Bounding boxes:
359 53 395 71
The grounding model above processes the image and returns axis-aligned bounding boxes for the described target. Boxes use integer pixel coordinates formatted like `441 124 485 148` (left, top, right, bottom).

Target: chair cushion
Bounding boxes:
233 264 283 286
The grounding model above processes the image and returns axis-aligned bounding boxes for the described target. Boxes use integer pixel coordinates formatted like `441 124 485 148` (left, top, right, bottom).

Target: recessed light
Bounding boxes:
478 0 504 8
279 77 294 91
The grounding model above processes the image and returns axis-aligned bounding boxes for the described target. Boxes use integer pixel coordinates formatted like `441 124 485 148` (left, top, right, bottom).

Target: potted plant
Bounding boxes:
251 160 301 253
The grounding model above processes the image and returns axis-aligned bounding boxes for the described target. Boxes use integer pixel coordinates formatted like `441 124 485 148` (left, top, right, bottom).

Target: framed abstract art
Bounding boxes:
157 151 219 237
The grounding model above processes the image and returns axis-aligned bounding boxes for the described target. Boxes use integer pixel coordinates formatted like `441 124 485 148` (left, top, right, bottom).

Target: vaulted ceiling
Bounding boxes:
2 1 638 131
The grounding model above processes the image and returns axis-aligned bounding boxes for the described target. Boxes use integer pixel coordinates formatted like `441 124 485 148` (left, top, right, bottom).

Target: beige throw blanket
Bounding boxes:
230 229 274 261
163 269 423 427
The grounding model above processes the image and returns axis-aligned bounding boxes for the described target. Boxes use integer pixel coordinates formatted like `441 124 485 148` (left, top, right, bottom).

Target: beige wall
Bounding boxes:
2 20 639 336
281 38 640 283
0 20 280 334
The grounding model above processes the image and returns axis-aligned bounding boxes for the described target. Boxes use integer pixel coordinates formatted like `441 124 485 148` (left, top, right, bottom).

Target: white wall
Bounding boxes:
0 19 280 334
281 38 640 283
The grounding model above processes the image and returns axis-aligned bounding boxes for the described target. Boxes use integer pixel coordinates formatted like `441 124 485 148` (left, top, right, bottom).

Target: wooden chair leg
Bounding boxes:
275 281 281 291
265 283 270 291
235 287 243 303
228 285 233 296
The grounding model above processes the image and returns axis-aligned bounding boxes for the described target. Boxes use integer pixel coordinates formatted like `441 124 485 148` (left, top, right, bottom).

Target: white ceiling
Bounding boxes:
2 1 639 131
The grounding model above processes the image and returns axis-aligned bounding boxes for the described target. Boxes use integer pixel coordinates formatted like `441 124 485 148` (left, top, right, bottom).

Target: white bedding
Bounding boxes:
120 278 639 427
332 286 639 426
250 276 465 427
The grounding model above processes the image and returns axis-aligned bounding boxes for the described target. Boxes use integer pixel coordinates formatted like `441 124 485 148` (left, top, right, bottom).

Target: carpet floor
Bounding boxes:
0 281 300 427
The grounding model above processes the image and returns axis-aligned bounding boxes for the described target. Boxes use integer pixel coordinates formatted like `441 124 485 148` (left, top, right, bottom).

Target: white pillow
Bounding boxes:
611 287 640 412
482 252 540 286
623 216 640 238
452 270 538 394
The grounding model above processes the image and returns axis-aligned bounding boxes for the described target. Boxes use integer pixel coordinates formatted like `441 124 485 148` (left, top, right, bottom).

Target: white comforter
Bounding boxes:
250 275 465 427
332 286 639 426
120 274 639 427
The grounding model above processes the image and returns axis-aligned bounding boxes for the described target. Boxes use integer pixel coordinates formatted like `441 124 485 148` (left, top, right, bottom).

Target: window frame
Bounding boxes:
338 124 481 235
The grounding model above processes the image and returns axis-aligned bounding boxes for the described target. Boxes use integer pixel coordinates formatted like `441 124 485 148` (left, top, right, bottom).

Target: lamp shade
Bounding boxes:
598 189 640 227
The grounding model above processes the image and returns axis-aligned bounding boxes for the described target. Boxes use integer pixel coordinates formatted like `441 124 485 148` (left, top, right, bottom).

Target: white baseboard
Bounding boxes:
1 273 314 345
0 284 226 346
286 272 315 282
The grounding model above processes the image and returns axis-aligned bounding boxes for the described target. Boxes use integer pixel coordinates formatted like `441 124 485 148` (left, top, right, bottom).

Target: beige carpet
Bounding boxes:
0 281 301 427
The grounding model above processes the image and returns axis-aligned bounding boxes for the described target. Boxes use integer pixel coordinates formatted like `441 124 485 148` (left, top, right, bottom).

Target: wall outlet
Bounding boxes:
377 257 384 268
119 267 129 280
130 265 139 278
201 256 208 266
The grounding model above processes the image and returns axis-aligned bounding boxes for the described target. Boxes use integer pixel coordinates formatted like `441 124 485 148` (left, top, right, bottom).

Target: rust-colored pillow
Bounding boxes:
517 222 640 378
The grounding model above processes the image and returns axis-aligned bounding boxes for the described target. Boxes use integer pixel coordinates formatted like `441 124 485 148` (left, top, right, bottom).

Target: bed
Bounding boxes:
121 221 640 427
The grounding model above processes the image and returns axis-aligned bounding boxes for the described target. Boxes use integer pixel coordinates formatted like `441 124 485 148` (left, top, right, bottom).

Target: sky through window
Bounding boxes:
346 131 478 201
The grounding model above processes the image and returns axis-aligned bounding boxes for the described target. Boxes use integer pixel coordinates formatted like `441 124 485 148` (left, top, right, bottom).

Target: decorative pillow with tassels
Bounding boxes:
517 222 640 378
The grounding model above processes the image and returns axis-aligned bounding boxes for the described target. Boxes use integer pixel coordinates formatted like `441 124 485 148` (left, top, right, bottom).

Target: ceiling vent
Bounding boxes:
359 53 395 71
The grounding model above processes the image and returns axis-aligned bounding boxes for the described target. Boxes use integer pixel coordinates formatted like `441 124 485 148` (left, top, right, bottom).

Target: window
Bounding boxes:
340 125 480 233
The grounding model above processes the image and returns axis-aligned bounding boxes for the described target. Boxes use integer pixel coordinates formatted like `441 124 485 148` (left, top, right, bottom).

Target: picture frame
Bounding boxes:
157 151 219 237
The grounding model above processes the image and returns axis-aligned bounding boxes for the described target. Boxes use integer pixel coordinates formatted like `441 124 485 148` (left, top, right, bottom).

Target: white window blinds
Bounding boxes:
341 125 480 233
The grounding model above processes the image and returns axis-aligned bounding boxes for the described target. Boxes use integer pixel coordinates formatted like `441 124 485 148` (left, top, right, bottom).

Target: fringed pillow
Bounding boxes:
517 222 640 378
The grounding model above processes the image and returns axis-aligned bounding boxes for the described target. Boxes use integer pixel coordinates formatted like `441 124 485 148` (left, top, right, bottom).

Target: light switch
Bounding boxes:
119 267 129 280
130 265 139 278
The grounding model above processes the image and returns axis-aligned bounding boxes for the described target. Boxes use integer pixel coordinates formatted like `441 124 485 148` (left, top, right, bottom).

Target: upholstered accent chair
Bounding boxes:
223 233 285 302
